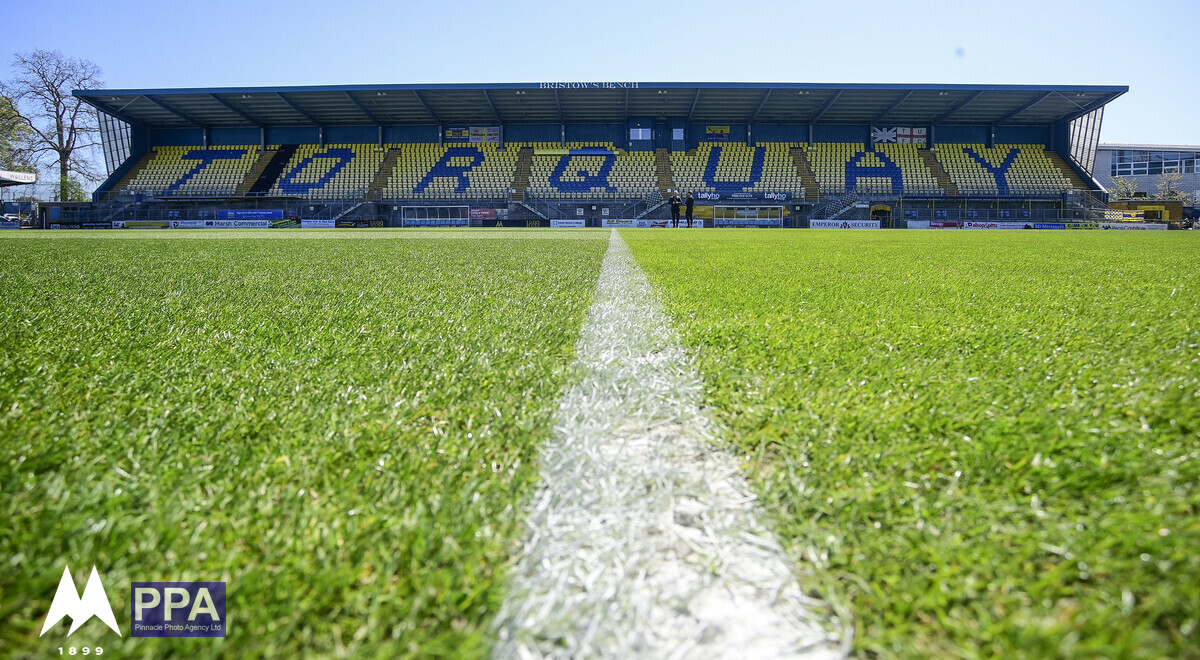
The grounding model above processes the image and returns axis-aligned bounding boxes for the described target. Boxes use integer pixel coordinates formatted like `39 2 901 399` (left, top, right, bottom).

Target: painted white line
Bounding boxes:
493 230 845 659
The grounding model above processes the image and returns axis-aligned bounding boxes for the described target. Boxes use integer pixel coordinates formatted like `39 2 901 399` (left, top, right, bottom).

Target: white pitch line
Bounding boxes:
492 230 845 659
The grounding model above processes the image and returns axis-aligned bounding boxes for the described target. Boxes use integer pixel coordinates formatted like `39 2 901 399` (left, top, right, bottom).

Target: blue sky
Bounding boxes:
3 0 1198 145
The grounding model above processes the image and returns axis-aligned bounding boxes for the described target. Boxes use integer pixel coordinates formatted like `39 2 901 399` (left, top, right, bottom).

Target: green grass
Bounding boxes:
622 229 1200 659
0 229 609 659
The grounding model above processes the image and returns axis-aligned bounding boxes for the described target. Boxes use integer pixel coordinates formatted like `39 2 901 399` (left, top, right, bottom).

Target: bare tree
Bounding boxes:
2 50 103 200
0 95 36 172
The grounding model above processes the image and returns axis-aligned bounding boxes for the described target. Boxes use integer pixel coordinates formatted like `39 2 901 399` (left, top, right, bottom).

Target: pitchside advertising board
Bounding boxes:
35 564 226 654
1098 222 1168 230
601 218 671 228
167 220 274 229
963 221 1029 229
1035 222 1168 230
693 191 791 202
550 219 586 227
810 219 881 229
217 210 284 220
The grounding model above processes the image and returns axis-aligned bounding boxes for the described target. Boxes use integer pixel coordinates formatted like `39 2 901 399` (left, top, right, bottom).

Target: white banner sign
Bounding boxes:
963 221 1029 229
1099 222 1168 230
602 218 659 228
300 219 336 228
810 219 881 229
550 219 586 227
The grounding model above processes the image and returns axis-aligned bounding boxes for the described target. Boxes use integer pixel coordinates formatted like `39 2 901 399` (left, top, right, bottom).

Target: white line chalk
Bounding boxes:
492 230 845 659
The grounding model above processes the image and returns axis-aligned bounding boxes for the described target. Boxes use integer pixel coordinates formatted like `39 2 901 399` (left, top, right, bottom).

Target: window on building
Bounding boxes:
672 128 684 141
630 128 651 141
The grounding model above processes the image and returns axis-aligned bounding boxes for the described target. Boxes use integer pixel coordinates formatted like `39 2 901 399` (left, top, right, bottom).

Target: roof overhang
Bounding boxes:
74 82 1129 129
0 170 37 187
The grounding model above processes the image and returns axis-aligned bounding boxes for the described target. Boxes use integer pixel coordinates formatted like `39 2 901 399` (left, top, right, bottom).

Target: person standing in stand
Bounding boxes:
685 191 695 228
669 191 682 228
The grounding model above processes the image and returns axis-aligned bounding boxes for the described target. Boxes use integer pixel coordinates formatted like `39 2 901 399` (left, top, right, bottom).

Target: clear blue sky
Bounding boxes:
3 0 1198 145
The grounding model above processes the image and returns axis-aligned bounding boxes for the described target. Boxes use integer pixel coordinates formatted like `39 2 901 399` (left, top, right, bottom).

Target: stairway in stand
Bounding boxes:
1045 151 1091 190
367 147 401 199
510 147 534 201
790 147 821 201
247 145 299 195
103 152 156 199
655 148 674 195
234 147 276 196
919 148 959 195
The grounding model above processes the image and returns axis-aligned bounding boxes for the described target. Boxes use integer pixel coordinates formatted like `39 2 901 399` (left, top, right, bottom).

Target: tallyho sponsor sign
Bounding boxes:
694 191 791 202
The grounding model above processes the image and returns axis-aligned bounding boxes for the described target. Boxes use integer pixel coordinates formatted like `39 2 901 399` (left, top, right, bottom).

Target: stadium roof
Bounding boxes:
1099 143 1200 152
75 82 1127 129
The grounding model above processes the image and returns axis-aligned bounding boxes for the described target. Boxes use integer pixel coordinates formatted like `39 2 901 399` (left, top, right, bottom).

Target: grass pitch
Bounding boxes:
3 227 1197 659
0 229 608 658
623 229 1199 658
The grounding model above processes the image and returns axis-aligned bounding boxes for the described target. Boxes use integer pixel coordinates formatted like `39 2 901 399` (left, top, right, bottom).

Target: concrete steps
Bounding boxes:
655 148 674 194
790 147 821 201
919 148 959 195
1046 151 1091 190
106 151 156 198
367 147 402 198
235 148 275 196
510 147 534 201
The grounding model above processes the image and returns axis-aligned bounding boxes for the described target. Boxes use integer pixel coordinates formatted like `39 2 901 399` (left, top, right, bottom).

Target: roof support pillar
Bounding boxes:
203 127 209 148
378 125 383 147
319 126 325 147
260 127 265 151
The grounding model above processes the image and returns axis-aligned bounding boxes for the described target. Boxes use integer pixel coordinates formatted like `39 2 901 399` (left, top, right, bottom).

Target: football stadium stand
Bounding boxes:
119 146 261 197
264 144 385 199
524 143 658 199
934 144 1075 195
381 143 518 200
670 143 806 198
68 82 1129 227
807 143 943 196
